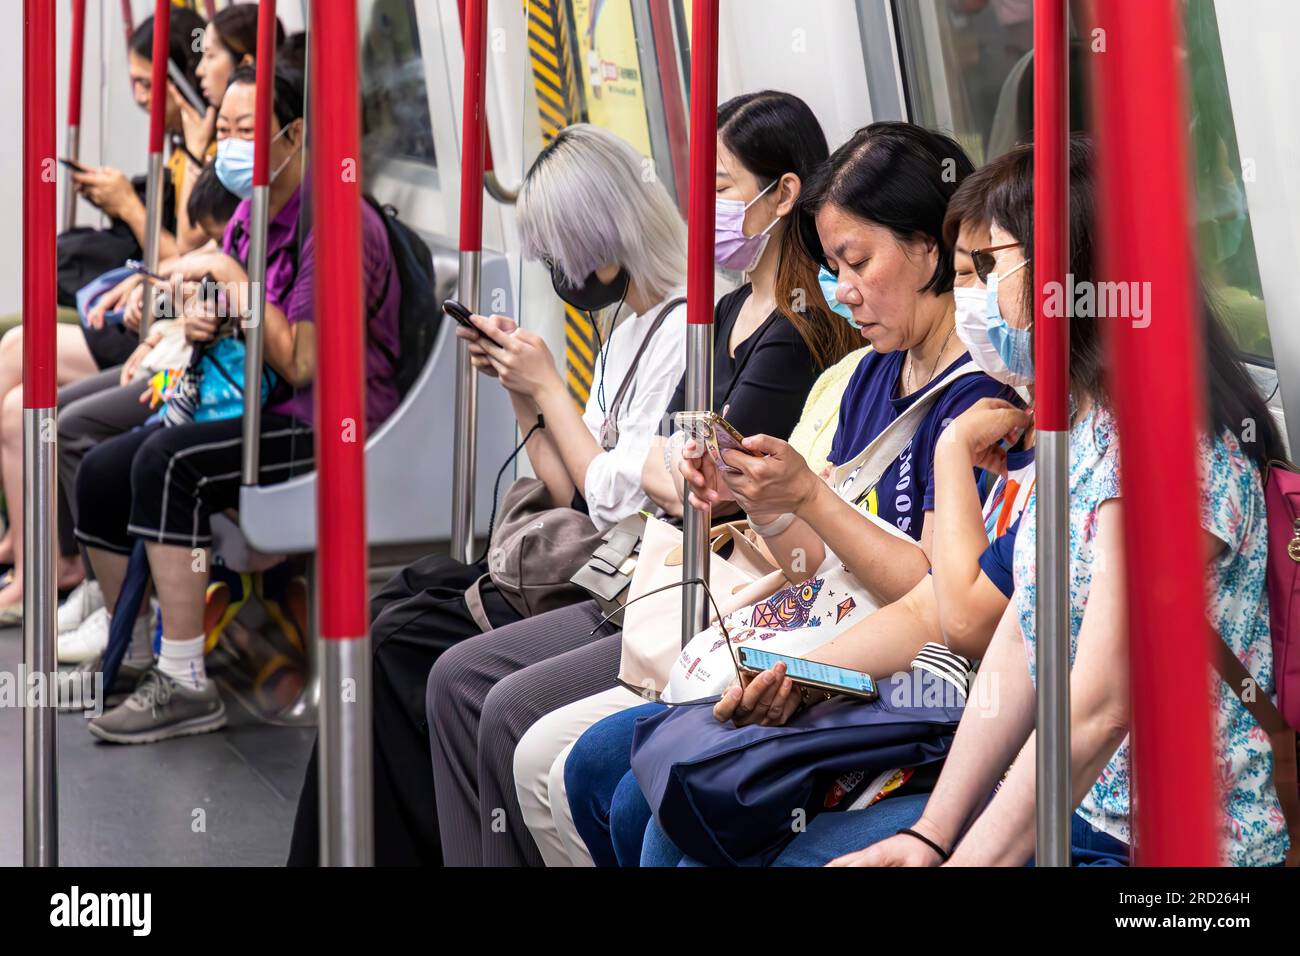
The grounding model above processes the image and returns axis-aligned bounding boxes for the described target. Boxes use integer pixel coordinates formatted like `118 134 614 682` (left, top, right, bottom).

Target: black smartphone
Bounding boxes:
167 58 210 115
59 157 89 173
442 299 503 349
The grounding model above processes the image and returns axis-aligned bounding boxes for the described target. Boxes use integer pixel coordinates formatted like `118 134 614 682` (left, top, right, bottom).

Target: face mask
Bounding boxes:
215 125 297 200
549 262 630 313
952 285 1016 383
818 266 861 330
984 262 1034 386
714 179 781 273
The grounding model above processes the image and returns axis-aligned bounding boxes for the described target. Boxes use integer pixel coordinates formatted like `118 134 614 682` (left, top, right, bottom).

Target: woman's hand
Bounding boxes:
170 86 217 160
472 314 562 398
677 438 736 511
72 166 138 219
938 398 1032 477
179 274 221 343
122 281 149 333
826 830 946 867
715 435 821 517
455 313 518 379
120 341 155 386
88 273 144 330
712 661 800 727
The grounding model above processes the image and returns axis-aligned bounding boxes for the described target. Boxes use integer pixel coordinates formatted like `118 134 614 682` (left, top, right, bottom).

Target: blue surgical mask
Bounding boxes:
818 266 861 330
984 262 1034 386
215 125 296 200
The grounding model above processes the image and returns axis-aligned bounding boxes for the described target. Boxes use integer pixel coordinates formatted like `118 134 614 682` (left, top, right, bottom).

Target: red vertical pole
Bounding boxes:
648 0 689 218
312 0 373 866
138 0 171 337
23 0 59 867
449 0 488 563
63 0 87 231
147 0 169 153
252 0 278 187
66 0 86 130
679 0 717 642
454 0 494 174
1091 0 1219 865
1031 0 1072 867
120 0 135 56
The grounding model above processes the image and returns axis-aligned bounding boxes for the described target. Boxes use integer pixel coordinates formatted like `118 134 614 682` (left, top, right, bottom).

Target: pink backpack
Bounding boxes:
1267 461 1300 727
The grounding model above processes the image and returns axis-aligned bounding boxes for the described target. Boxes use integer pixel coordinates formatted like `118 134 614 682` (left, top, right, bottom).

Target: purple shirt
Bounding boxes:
225 188 402 432
223 187 302 314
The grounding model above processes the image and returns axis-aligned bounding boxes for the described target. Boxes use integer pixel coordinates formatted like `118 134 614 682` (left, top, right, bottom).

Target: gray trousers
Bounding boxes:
426 599 623 866
56 367 150 557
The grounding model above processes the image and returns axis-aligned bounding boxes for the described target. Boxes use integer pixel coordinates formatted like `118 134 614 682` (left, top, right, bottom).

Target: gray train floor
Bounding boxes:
0 625 316 866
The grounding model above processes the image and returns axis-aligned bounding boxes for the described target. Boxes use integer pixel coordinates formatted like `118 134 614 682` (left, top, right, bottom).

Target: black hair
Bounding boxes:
210 4 285 64
130 8 206 91
718 90 856 369
797 121 976 296
982 135 1286 471
185 163 241 229
279 32 308 75
226 64 306 131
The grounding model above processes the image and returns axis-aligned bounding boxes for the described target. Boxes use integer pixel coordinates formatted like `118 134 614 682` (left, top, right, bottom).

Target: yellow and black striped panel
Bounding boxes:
524 0 595 407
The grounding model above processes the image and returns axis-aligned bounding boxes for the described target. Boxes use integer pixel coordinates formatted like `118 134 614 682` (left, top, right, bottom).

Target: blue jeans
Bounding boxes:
774 793 1130 867
773 792 930 866
564 702 665 867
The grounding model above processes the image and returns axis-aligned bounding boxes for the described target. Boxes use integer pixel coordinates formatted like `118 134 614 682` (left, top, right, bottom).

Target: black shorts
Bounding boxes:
75 413 315 554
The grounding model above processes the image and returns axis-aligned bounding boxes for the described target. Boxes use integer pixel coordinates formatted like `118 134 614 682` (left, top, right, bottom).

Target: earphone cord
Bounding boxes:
591 281 632 416
474 415 546 566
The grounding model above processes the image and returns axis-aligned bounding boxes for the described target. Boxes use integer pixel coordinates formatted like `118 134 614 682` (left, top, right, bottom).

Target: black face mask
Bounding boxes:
548 262 631 312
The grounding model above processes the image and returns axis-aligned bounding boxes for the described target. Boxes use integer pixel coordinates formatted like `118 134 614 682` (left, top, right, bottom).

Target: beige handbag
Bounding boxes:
616 515 786 700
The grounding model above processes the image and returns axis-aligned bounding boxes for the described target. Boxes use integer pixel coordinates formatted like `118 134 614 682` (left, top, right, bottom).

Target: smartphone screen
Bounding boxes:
737 647 878 699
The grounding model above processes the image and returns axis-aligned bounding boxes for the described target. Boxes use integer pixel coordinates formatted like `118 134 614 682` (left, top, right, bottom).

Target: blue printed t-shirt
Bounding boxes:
828 349 1011 539
976 445 1036 598
1013 405 1287 866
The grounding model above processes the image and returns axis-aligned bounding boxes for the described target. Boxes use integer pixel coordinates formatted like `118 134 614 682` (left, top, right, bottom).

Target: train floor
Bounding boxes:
0 608 316 865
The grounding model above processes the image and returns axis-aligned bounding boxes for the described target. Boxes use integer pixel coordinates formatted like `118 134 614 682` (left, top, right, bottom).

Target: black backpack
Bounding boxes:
363 197 439 399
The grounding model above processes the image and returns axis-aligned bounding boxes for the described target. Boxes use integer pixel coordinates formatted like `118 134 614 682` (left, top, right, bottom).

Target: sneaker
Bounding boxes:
57 607 154 665
87 667 226 744
57 656 150 713
57 579 104 635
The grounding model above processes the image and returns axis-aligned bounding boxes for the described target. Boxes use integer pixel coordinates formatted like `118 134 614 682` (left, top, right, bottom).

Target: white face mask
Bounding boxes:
953 285 1014 382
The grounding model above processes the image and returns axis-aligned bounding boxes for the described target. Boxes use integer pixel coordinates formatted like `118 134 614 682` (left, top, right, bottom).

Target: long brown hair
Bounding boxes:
719 91 858 369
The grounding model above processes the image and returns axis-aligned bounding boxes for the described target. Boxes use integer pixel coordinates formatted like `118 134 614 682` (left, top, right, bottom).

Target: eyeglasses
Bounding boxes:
970 242 1025 285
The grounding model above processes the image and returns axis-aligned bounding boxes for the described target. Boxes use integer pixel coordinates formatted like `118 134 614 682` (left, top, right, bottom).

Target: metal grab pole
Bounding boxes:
62 0 86 232
1032 0 1071 868
311 0 373 867
451 0 488 565
241 0 278 486
23 0 59 868
1091 0 1218 866
680 0 718 645
139 0 171 339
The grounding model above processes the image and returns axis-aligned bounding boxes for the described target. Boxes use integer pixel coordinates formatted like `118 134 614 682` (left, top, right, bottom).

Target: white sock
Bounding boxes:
157 635 207 690
124 610 155 665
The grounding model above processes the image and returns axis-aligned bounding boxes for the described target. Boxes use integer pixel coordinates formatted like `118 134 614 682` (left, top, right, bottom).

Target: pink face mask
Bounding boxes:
714 179 781 273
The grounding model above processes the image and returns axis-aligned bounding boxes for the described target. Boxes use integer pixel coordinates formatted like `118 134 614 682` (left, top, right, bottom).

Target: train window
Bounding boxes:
358 0 437 167
892 0 1273 365
1183 0 1271 365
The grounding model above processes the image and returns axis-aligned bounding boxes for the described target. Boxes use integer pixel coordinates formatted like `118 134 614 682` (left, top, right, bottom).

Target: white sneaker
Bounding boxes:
58 579 104 635
58 607 155 666
58 606 109 664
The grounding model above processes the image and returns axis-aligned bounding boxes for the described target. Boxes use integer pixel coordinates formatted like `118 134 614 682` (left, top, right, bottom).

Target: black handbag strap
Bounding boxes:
605 295 686 423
